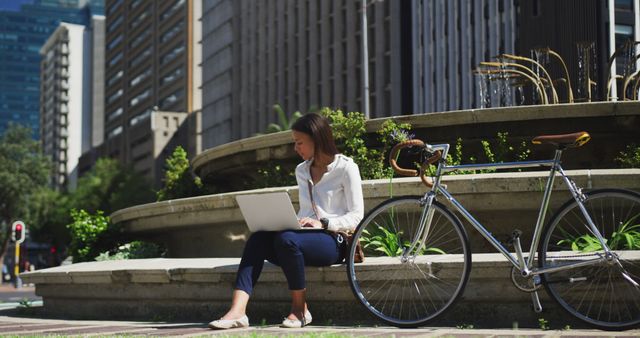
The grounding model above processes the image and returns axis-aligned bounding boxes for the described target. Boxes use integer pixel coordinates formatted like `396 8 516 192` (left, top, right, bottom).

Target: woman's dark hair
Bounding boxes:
291 113 338 157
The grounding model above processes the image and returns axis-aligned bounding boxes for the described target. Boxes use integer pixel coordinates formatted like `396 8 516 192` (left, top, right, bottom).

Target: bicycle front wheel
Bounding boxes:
347 196 471 327
539 189 640 330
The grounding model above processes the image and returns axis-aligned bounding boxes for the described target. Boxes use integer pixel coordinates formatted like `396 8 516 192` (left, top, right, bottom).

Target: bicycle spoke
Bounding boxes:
540 189 640 329
348 197 470 327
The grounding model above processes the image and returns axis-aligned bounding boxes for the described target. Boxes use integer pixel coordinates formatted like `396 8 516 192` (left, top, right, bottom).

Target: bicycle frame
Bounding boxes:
410 143 613 277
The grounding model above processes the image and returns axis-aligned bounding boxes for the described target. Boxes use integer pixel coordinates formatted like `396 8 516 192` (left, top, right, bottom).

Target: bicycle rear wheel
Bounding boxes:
539 189 640 330
347 196 471 327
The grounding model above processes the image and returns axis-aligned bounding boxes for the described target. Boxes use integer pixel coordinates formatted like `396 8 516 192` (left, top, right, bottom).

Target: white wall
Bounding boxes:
64 23 87 190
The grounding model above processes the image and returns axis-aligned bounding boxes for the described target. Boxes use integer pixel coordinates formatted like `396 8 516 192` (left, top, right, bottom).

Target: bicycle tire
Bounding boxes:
346 196 471 327
539 188 640 330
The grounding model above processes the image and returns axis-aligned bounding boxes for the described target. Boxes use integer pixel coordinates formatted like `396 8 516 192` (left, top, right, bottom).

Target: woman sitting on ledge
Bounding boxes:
208 112 364 329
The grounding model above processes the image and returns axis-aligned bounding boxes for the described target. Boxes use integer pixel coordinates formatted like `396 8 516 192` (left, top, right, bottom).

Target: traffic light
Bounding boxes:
11 221 25 243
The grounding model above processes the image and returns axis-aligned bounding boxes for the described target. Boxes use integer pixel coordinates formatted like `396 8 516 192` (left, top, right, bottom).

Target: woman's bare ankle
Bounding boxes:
220 309 245 320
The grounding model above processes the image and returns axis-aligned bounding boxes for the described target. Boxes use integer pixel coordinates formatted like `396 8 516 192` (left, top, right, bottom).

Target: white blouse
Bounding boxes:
296 154 364 232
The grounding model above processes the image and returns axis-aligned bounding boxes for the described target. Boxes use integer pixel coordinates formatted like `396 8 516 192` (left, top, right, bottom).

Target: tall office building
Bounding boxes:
200 1 517 149
0 0 103 138
40 18 104 191
102 0 201 187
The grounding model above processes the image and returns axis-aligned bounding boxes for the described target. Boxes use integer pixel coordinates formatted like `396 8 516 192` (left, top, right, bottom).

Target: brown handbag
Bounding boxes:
307 180 364 263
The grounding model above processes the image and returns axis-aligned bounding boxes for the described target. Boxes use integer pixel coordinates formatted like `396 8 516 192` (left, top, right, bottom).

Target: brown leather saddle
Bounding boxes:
531 131 591 148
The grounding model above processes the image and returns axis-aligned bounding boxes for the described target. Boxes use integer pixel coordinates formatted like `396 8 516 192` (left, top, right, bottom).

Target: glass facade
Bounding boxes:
0 0 104 138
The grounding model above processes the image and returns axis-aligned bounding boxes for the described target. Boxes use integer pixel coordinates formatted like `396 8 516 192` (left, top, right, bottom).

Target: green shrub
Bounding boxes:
426 132 531 176
67 209 121 263
320 108 412 180
255 161 297 188
254 108 412 185
264 104 303 134
157 146 204 201
615 144 640 168
96 241 166 261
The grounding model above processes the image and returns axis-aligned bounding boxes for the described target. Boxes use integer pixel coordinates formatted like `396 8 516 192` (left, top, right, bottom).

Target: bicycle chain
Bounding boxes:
543 252 603 260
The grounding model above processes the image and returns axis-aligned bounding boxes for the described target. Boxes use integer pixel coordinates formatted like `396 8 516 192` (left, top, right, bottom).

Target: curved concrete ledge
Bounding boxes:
13 254 580 327
24 252 640 327
111 169 640 257
192 101 640 189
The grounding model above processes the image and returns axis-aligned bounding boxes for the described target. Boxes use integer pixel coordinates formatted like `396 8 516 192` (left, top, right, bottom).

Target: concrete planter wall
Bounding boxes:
111 169 640 258
192 102 640 192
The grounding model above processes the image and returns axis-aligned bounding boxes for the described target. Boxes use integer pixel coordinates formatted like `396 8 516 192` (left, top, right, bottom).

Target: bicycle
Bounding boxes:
346 131 640 330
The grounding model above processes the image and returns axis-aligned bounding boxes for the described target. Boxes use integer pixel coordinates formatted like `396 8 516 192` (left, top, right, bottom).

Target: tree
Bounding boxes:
0 123 51 261
69 157 155 214
25 187 71 248
157 146 203 201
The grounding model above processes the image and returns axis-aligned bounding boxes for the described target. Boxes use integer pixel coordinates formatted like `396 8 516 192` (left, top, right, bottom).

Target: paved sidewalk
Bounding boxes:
1 315 638 337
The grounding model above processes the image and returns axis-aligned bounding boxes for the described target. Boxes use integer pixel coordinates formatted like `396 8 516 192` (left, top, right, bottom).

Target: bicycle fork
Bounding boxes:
401 192 437 262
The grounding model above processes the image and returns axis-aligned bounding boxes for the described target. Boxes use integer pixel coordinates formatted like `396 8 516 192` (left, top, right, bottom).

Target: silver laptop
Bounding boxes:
236 192 311 232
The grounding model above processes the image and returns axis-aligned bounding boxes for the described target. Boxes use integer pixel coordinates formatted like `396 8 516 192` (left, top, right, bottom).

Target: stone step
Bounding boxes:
21 253 630 328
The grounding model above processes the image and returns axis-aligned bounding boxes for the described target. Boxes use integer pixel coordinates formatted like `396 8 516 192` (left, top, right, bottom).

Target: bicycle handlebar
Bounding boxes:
389 139 442 188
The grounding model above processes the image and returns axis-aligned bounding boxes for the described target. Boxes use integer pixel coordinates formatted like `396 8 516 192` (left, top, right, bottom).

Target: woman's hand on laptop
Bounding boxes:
298 217 322 228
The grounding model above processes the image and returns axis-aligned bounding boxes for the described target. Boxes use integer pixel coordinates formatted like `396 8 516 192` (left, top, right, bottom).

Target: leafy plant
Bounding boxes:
360 224 445 257
96 240 166 261
67 209 121 263
615 144 640 168
265 104 303 134
426 132 531 176
18 298 33 308
538 317 550 330
255 161 297 188
157 146 204 201
557 213 640 251
321 108 411 180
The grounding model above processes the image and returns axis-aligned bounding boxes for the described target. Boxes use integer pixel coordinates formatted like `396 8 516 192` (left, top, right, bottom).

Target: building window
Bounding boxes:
130 67 152 88
107 125 123 139
161 67 183 86
108 51 123 67
107 0 123 15
130 0 143 10
161 0 185 21
160 89 183 109
160 21 184 43
130 47 152 67
161 44 185 65
107 70 124 87
615 0 634 10
129 108 152 126
130 88 151 107
615 24 634 48
107 89 123 104
130 6 150 29
106 34 123 50
130 27 151 49
107 16 123 33
107 107 123 121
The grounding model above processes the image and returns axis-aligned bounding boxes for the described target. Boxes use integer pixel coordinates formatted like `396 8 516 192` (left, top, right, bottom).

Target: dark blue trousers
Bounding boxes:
234 230 342 295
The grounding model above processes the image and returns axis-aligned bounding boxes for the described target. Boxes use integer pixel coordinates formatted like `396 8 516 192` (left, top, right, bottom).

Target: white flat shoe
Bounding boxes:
208 315 249 329
281 310 312 328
